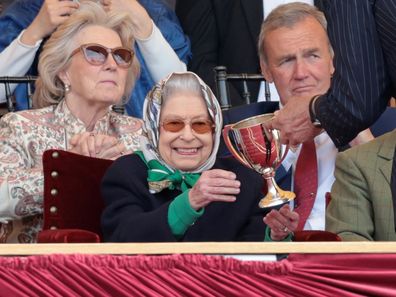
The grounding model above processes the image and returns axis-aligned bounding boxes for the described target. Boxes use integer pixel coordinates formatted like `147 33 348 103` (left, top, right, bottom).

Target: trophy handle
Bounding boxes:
222 125 250 167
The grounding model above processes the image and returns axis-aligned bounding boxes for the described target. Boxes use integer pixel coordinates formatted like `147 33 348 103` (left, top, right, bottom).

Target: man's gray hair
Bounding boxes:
258 2 333 64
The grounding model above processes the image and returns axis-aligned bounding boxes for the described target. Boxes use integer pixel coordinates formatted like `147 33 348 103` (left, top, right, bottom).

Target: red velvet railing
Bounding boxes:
0 253 395 296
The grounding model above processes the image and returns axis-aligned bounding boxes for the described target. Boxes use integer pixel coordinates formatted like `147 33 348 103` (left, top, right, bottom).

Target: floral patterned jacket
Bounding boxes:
0 100 142 243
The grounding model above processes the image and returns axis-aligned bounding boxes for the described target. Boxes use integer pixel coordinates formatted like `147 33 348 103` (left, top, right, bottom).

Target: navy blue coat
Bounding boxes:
101 154 267 242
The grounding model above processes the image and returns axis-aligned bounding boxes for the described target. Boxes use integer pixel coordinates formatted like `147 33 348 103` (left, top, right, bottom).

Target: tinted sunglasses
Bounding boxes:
70 43 134 68
161 119 214 134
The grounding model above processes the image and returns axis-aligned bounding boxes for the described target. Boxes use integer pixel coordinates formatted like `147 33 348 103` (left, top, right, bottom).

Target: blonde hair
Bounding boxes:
258 2 333 64
33 0 140 108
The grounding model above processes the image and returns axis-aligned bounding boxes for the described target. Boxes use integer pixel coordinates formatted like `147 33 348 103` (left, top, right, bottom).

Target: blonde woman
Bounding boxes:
0 2 142 243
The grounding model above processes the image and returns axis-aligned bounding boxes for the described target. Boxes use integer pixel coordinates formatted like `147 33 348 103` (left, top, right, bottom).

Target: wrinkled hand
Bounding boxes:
269 96 321 146
22 0 79 45
108 0 153 39
69 132 129 160
188 169 240 210
263 204 299 241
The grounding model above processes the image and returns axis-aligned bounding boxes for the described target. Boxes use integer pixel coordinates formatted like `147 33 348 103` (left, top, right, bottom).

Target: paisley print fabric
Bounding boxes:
0 100 142 243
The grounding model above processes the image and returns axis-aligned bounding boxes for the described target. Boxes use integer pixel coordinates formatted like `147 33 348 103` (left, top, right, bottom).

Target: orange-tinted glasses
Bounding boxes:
161 119 214 134
70 43 134 68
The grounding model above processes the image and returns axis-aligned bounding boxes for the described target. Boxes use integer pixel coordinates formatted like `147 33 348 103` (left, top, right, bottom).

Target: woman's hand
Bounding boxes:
21 0 79 46
188 169 240 210
108 0 153 39
69 132 129 160
263 204 299 241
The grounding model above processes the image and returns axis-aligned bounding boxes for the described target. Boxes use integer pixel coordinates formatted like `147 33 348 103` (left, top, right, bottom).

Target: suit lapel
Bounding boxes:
378 133 396 185
379 160 393 186
240 0 263 46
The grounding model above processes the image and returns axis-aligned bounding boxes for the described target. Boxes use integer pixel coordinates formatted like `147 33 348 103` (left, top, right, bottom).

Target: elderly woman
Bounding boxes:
101 71 298 242
0 2 142 243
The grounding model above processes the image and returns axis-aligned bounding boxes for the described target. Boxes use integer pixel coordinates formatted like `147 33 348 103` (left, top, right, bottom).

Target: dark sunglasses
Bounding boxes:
161 119 214 134
70 43 134 68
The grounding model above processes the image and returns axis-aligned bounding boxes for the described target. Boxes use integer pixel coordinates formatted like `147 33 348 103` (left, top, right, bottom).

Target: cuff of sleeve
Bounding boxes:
168 190 204 238
17 30 43 48
264 226 293 242
313 94 324 122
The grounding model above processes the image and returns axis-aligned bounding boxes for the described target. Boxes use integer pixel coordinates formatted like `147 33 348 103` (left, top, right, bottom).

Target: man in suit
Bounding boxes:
258 2 336 231
175 0 313 107
259 3 374 232
271 0 396 148
326 130 396 241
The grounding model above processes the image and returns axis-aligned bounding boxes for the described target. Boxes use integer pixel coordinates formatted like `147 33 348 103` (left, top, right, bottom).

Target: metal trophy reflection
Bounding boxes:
222 113 295 208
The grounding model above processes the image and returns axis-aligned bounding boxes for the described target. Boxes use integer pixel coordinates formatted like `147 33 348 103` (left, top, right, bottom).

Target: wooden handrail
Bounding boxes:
1 242 396 256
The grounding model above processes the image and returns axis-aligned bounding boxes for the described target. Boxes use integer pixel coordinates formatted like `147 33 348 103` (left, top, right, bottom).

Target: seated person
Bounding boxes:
0 2 142 243
258 2 373 231
326 130 396 241
0 0 190 117
101 71 299 242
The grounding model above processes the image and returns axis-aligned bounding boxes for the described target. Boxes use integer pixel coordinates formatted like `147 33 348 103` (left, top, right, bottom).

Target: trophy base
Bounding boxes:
258 190 296 208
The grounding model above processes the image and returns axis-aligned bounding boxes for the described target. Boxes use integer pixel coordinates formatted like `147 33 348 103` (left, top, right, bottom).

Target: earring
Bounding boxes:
64 83 70 93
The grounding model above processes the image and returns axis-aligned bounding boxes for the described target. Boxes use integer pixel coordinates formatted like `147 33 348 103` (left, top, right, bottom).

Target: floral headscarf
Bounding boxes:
137 71 223 193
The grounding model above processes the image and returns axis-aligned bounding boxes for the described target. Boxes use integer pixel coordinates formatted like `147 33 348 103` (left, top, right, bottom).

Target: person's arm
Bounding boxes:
109 0 189 82
314 0 391 147
136 23 186 82
0 113 45 222
0 0 79 102
167 190 203 238
0 32 42 103
325 151 374 241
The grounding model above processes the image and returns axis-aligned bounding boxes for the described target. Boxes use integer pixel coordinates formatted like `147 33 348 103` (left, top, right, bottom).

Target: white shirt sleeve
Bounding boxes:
136 21 186 83
0 30 42 103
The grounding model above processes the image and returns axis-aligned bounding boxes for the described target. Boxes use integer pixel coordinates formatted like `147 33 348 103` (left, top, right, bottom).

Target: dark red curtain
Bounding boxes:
0 253 395 297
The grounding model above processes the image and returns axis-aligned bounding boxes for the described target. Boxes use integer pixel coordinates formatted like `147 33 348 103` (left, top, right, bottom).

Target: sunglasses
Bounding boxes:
161 119 214 134
70 43 134 68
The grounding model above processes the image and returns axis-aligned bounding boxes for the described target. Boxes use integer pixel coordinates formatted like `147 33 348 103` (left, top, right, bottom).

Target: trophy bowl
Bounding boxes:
222 113 295 208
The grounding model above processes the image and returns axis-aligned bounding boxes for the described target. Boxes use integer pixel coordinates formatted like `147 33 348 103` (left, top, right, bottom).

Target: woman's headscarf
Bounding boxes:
137 71 223 193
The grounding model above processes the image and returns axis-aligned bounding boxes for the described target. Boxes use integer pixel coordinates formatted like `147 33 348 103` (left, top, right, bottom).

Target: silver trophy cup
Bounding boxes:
223 113 295 208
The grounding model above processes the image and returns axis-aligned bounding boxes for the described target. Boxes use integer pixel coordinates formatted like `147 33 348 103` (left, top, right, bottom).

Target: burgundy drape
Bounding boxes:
0 253 395 297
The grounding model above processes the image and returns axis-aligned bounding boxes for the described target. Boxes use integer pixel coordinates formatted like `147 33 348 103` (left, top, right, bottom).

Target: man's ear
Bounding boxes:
330 59 335 77
260 60 273 83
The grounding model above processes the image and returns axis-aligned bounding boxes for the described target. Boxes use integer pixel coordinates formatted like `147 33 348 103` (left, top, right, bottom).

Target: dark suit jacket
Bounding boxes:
176 0 264 106
313 0 396 147
101 154 267 242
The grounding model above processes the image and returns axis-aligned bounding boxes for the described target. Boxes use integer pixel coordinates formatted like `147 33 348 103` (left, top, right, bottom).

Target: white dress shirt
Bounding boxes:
281 132 337 230
256 1 336 230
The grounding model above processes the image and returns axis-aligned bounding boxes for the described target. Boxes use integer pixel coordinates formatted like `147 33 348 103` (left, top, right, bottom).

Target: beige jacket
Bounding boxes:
326 130 396 241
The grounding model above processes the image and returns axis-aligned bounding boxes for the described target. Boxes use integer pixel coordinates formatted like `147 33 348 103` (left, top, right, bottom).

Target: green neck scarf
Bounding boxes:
135 151 201 193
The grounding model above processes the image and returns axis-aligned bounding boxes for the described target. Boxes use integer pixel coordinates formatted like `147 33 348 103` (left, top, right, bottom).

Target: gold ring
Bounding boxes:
282 226 288 233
